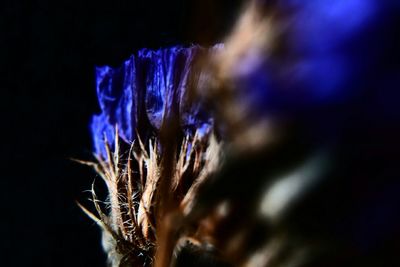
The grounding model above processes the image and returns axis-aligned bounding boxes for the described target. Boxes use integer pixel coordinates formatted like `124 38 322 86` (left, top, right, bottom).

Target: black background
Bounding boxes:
1 1 241 266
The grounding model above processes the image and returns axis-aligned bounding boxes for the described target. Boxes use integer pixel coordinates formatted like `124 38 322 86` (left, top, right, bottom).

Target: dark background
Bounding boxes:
1 1 241 266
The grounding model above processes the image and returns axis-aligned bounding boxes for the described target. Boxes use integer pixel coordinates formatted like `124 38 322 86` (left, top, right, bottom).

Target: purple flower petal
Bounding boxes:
91 56 136 158
91 45 215 157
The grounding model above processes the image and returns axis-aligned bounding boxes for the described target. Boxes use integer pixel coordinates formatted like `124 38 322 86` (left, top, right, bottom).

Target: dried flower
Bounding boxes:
84 45 225 267
82 1 400 267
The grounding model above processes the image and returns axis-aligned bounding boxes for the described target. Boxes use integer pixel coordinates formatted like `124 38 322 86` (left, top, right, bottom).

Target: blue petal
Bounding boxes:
90 113 116 158
91 45 215 157
92 56 136 157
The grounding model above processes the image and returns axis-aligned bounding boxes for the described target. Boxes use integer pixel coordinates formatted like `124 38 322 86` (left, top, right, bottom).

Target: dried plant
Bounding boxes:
78 126 223 267
80 1 400 266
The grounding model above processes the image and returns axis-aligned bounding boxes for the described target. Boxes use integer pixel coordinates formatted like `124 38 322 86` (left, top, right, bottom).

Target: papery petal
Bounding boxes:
91 56 136 158
91 45 218 156
90 113 116 158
